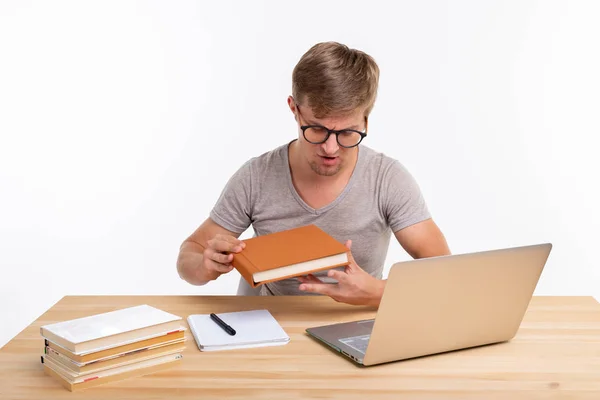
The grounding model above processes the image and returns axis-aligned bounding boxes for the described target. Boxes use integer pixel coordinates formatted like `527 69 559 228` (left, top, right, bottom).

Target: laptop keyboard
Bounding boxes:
339 334 371 354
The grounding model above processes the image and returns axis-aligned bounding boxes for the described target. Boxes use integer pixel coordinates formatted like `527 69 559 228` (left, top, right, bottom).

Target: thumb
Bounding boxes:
344 239 358 269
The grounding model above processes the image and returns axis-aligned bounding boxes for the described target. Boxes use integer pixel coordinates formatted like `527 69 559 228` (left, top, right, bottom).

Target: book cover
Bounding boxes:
232 224 350 288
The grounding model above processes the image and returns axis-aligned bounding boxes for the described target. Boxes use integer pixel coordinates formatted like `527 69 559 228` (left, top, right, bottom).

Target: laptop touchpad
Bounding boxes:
357 319 375 330
336 320 375 355
339 334 370 354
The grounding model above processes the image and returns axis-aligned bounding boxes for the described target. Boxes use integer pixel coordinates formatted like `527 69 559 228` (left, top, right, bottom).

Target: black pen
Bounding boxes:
210 313 236 336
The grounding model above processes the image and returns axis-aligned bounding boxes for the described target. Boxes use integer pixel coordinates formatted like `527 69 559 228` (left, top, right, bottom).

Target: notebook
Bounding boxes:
187 310 290 352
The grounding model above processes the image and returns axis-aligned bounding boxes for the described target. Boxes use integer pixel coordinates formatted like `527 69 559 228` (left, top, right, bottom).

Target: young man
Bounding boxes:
177 42 450 307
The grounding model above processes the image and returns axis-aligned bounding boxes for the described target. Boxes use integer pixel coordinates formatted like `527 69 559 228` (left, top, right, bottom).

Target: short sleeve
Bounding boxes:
209 159 254 234
380 160 431 232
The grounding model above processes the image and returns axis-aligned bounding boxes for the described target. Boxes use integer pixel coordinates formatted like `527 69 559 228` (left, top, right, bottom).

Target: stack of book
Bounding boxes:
40 304 186 391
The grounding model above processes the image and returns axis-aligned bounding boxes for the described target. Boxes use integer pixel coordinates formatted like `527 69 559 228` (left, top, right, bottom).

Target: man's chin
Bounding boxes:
309 162 342 177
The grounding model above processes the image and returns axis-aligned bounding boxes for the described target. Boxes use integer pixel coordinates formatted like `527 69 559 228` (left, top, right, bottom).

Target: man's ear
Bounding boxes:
288 96 298 121
287 96 296 112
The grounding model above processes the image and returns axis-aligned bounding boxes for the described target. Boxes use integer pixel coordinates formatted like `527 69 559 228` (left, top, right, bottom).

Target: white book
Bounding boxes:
40 305 183 354
187 309 290 352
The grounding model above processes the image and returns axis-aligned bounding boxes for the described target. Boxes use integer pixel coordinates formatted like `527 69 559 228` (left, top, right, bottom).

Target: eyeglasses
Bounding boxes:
296 104 367 148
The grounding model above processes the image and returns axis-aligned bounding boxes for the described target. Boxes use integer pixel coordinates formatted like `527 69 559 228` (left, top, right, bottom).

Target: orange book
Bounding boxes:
45 330 185 364
233 224 350 287
44 340 186 374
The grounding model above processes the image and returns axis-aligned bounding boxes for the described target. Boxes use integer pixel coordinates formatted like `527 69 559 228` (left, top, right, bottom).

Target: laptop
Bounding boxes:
306 243 552 366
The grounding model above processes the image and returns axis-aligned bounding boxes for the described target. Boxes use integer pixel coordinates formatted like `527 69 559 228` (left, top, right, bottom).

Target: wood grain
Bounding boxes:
1 295 599 399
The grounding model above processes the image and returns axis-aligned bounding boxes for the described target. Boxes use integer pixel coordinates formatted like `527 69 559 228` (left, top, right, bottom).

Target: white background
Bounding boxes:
1 0 598 349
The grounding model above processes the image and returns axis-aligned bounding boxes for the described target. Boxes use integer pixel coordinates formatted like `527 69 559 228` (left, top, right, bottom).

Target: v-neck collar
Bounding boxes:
283 140 364 215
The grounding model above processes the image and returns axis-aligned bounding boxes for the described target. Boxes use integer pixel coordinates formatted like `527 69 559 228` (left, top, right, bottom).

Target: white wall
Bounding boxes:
1 0 598 348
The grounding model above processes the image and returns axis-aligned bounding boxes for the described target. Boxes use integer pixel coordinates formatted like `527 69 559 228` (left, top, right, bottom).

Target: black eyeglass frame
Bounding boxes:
296 104 368 148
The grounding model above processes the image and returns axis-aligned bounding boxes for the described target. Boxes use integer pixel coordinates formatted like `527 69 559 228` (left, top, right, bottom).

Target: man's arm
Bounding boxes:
394 218 451 258
298 220 451 306
177 218 243 285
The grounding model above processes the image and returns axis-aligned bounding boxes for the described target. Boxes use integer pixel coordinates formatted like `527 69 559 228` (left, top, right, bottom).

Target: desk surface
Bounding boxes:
1 295 600 399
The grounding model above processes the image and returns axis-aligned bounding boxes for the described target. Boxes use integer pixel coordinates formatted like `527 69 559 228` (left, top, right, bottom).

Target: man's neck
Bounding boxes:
288 140 358 187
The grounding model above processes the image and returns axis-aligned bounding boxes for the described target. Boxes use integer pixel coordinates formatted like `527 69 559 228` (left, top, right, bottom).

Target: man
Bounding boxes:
177 41 450 307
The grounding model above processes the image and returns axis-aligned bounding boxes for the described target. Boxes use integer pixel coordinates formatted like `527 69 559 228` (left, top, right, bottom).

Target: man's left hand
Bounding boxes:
297 240 385 307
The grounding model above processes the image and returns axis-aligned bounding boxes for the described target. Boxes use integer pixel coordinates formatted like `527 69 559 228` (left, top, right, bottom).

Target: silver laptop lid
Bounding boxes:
363 243 552 366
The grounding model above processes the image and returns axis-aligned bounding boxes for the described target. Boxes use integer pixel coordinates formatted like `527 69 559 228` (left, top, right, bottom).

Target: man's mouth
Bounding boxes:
319 155 339 166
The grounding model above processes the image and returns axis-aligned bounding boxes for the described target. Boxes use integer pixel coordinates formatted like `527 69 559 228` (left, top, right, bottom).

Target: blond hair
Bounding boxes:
292 42 380 119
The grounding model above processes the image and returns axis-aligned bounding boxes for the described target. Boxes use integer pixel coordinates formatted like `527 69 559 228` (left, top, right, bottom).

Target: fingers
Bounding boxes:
297 274 323 284
299 282 338 297
343 239 359 271
202 234 246 276
206 260 233 274
205 247 233 264
327 269 350 284
202 248 232 271
208 235 245 254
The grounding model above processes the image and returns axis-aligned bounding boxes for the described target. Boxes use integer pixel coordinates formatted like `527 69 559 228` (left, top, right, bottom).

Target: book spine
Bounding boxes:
231 252 260 288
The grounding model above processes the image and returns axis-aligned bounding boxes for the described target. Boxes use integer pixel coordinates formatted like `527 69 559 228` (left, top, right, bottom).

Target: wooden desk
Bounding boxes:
1 296 599 399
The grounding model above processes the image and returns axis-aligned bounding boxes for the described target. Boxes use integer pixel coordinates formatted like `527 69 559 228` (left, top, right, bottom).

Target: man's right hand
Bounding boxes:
200 234 246 281
177 218 245 286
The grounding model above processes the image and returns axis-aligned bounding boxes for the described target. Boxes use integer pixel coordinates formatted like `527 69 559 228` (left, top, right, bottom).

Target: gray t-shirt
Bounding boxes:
209 141 431 296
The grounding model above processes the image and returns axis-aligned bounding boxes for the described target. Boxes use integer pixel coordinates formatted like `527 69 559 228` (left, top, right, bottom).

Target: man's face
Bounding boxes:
290 98 367 177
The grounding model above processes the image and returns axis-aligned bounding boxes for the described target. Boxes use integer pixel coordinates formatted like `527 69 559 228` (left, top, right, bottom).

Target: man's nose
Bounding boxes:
322 133 339 154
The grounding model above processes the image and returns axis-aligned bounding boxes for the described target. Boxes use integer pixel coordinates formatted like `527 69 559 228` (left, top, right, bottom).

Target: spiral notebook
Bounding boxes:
186 309 290 352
